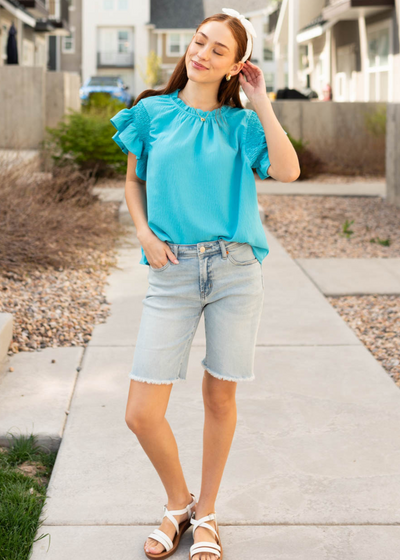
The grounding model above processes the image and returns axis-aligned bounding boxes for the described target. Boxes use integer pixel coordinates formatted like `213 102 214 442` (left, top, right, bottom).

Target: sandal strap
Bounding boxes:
147 528 173 552
162 493 197 535
190 513 219 542
163 508 180 534
190 512 216 527
165 493 196 517
190 542 221 559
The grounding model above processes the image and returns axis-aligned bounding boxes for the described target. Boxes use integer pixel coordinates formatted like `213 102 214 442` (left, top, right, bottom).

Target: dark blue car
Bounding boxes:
80 76 133 107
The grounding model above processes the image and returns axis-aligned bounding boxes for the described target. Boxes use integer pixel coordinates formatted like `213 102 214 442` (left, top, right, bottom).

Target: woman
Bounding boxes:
110 8 299 560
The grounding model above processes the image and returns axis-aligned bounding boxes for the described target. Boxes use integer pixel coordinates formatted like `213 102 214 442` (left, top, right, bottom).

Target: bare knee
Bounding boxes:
203 373 237 416
125 410 164 434
125 378 172 434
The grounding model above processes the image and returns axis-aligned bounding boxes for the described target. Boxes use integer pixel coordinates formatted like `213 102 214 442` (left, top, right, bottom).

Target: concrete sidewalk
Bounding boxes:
256 178 386 197
296 258 400 295
93 179 387 202
24 212 400 558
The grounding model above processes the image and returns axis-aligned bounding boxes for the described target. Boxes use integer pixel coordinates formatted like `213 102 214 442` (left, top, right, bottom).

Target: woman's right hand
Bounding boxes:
139 229 179 268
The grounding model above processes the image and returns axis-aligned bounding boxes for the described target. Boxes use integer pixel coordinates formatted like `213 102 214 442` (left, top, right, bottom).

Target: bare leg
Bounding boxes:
125 379 196 554
192 370 238 560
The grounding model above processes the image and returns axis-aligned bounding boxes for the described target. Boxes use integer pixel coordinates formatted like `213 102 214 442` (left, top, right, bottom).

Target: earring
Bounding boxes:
225 73 231 81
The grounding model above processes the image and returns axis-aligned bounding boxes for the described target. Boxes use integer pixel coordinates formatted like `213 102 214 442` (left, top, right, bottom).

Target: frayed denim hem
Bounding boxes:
128 373 184 385
201 360 255 382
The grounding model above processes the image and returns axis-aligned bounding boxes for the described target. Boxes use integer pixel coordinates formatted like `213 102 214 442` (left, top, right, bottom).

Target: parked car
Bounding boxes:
276 86 318 100
79 76 133 107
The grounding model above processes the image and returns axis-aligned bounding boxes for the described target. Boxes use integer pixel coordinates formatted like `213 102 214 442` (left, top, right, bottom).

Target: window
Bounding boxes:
62 29 75 54
166 33 193 56
169 33 180 54
183 33 192 51
103 0 113 9
299 44 308 72
367 26 389 68
366 21 391 101
118 0 128 9
118 30 129 53
264 72 274 92
263 39 273 61
88 77 120 86
1 24 8 61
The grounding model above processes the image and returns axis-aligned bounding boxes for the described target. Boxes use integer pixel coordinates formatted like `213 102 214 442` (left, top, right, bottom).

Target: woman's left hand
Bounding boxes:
238 60 269 103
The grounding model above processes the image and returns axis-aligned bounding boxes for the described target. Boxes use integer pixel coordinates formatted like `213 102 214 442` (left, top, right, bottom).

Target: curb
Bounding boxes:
0 313 13 365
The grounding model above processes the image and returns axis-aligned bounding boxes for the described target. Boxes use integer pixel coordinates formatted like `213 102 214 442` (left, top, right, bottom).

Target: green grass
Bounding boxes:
0 434 57 560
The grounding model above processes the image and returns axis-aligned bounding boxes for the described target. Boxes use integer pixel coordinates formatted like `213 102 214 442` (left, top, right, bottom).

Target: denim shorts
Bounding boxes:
129 239 265 384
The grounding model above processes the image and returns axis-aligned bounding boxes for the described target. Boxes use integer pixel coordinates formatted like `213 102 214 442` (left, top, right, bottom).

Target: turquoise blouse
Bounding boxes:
110 88 287 266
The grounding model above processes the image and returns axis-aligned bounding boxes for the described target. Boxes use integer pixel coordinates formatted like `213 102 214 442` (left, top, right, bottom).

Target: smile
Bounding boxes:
192 60 209 70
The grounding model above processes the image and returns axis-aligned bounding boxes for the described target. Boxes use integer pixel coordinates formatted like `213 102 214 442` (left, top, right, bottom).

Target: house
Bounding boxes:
81 0 148 95
273 0 400 101
81 0 283 99
149 0 282 92
0 0 71 69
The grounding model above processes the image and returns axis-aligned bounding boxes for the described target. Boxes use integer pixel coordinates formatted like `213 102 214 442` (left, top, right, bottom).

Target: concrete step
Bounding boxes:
0 346 84 452
296 258 400 295
0 313 13 366
257 179 386 197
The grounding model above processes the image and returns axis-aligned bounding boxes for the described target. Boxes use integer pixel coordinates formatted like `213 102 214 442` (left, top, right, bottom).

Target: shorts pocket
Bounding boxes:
150 259 171 271
227 243 258 266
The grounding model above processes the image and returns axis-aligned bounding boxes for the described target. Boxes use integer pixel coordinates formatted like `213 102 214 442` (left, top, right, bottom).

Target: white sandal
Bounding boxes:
189 512 223 560
144 493 197 559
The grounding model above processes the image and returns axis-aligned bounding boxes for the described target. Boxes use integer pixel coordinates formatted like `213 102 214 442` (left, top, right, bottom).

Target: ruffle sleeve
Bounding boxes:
244 109 288 180
110 99 150 181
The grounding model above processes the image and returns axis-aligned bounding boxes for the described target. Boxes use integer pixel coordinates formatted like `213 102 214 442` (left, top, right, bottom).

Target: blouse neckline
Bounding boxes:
170 88 230 119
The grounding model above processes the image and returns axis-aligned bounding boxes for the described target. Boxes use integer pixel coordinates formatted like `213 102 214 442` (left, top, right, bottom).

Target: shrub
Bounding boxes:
286 133 325 180
0 157 124 274
41 93 129 178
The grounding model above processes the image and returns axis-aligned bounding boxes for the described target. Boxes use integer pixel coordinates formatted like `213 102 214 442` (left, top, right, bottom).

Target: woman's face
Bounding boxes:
185 21 243 84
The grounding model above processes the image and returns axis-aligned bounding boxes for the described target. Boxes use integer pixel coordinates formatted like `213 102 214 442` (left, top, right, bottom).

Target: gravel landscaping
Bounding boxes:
0 161 123 361
2 175 398 390
258 193 400 388
258 194 399 258
327 295 400 387
1 249 117 355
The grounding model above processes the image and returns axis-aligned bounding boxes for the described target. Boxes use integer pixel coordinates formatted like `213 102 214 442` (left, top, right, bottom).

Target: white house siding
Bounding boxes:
82 0 150 97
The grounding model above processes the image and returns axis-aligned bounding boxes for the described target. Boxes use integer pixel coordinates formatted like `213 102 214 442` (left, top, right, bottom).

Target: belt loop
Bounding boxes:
168 242 178 260
218 238 227 260
173 244 179 260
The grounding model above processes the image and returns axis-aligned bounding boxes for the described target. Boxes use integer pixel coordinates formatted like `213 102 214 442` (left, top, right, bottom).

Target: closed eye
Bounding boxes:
194 42 223 56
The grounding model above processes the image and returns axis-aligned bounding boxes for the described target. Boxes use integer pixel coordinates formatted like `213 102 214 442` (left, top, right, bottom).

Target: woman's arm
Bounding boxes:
125 151 150 241
125 152 179 266
239 60 300 183
251 96 300 183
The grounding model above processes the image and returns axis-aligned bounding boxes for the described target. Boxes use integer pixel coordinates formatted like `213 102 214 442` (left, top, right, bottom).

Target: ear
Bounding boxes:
229 61 244 77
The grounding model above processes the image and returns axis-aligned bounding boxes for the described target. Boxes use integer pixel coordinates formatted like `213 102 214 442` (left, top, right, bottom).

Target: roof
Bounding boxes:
204 0 273 17
149 0 205 29
149 0 272 29
298 13 328 33
2 0 34 17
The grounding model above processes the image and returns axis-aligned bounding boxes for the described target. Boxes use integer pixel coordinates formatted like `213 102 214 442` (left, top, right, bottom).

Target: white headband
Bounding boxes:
221 7 257 62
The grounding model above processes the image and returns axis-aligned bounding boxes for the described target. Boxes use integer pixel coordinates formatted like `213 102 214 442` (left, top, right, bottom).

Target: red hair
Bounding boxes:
134 12 251 121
